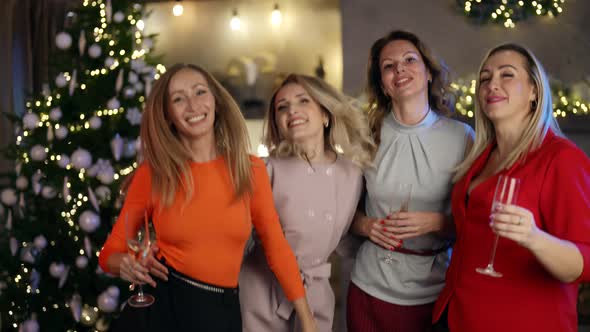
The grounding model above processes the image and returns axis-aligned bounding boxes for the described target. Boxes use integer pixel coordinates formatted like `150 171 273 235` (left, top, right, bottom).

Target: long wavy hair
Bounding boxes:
453 44 562 182
139 63 253 206
366 30 454 145
263 74 375 168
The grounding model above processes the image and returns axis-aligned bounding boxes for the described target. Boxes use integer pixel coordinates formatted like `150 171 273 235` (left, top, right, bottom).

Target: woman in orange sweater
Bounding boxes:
99 64 317 331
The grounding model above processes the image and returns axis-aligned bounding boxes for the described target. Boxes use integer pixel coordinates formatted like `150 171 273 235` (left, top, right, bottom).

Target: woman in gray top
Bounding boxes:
347 30 473 332
240 74 375 331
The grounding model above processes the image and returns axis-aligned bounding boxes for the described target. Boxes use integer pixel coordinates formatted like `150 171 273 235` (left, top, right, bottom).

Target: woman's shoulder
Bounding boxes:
133 162 152 179
437 116 473 134
542 134 590 165
249 154 266 167
335 155 363 175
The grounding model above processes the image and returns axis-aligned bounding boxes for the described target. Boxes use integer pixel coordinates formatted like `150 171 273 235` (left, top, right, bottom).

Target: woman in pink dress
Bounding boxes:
239 74 375 331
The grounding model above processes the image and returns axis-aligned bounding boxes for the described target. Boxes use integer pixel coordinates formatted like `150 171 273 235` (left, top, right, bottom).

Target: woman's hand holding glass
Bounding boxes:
364 216 403 251
119 244 168 287
385 211 445 240
491 203 540 250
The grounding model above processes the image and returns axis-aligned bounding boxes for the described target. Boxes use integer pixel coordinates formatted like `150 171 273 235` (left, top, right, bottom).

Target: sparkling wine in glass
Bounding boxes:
383 183 413 264
125 211 155 307
476 175 520 278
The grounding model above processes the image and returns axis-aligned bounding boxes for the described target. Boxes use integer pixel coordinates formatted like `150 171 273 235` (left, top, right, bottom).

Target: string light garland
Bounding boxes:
458 0 566 28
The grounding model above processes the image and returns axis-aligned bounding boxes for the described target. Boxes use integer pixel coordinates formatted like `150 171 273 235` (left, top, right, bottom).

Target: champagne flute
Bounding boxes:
125 210 155 307
383 183 412 264
476 175 520 278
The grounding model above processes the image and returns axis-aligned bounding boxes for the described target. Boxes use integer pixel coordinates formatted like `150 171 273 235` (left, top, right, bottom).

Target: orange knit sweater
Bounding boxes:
98 156 305 301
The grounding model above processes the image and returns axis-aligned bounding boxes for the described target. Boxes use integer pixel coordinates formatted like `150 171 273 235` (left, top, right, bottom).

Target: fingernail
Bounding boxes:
380 220 384 225
389 236 396 240
390 247 395 251
382 227 387 231
400 240 404 244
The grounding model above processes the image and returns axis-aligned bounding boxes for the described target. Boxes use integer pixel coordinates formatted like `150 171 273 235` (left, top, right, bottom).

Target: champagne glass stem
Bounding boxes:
487 234 500 268
137 284 145 301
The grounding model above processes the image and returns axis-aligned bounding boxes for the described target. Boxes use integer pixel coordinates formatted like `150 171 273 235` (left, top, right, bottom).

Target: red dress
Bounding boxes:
434 131 590 332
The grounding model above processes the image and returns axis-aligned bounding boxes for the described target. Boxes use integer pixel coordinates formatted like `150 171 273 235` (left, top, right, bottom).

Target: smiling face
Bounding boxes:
379 39 432 103
166 68 216 144
273 83 327 145
478 50 537 124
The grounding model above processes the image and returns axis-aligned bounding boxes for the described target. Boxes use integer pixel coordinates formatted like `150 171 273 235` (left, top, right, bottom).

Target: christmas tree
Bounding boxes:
0 0 163 330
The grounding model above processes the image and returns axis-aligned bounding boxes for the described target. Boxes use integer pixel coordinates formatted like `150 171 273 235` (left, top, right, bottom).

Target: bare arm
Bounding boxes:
293 298 318 332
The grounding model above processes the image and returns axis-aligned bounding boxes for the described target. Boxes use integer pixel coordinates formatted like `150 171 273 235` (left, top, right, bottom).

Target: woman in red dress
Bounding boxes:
433 44 590 332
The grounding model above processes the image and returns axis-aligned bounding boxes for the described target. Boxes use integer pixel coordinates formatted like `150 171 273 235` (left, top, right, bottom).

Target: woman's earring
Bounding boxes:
324 119 329 128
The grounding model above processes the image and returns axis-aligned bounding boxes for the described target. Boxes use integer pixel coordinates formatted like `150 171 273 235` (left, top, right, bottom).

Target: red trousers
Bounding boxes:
347 282 435 332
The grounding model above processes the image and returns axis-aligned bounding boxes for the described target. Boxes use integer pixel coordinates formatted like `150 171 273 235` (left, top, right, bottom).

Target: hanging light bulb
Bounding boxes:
271 3 282 26
172 0 184 17
230 8 241 31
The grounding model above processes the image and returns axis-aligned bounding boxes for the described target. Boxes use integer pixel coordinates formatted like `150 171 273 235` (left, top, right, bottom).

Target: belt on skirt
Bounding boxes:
160 258 238 295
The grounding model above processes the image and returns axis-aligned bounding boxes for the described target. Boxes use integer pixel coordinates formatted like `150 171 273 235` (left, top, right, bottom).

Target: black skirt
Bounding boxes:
110 263 241 332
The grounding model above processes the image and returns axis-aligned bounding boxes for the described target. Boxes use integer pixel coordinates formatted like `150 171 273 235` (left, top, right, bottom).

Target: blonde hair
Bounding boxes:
453 44 562 182
263 74 375 168
139 63 253 206
365 30 455 146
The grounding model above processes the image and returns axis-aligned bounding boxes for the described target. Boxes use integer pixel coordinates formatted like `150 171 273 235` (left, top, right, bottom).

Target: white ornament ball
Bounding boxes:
133 3 142 11
79 210 100 233
97 169 114 185
55 73 68 88
128 71 139 84
21 317 40 332
107 97 120 110
123 140 137 158
71 148 92 170
88 44 102 58
49 262 66 278
56 32 72 50
23 113 40 130
134 82 144 93
57 154 70 168
49 107 63 121
20 247 35 263
41 186 57 199
123 87 136 99
113 11 125 23
1 188 18 206
55 126 68 140
95 186 111 202
106 286 120 298
104 57 115 68
16 176 29 190
97 292 118 313
75 256 88 269
89 116 102 129
30 145 47 161
34 235 47 250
